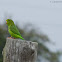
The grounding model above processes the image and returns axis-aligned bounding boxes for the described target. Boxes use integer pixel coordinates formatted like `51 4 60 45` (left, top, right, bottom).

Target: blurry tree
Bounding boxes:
0 13 61 62
0 25 7 62
0 23 60 62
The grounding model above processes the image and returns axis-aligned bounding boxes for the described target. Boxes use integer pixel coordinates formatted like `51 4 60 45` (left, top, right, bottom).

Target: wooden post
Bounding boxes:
2 38 38 62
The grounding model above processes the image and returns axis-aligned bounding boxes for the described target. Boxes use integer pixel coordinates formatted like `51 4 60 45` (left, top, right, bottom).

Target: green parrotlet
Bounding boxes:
6 19 24 40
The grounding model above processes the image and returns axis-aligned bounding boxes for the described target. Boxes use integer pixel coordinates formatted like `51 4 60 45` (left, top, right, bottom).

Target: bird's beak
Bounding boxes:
6 21 7 24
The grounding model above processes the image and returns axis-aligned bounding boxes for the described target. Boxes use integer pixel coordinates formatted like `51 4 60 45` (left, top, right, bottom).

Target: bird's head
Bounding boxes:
6 19 14 26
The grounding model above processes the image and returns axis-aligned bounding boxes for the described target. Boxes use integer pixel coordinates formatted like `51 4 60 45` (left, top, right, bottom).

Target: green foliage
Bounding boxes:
0 25 7 62
0 24 60 62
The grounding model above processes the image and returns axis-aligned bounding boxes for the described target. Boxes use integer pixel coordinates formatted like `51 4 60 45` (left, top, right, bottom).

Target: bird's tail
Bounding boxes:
20 36 24 40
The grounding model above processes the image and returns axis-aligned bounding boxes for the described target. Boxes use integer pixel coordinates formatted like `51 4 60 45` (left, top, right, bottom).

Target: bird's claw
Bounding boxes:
8 37 13 39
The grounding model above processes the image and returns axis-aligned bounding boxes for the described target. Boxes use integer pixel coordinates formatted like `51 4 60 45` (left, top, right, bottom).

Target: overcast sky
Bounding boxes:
0 0 62 52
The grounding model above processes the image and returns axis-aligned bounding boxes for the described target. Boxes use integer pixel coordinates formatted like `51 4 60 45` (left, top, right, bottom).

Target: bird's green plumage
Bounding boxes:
6 19 24 40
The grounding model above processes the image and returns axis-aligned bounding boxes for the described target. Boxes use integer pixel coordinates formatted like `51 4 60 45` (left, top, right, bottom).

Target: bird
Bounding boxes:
6 19 24 40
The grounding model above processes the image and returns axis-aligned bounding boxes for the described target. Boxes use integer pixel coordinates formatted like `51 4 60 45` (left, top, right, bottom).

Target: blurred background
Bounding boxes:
0 0 62 62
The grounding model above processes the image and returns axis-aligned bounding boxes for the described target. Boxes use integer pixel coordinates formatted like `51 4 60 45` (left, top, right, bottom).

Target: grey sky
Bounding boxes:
0 0 62 52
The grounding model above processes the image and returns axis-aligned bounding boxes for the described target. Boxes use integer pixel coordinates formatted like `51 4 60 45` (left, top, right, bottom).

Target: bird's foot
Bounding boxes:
8 37 13 39
13 38 16 39
8 37 16 39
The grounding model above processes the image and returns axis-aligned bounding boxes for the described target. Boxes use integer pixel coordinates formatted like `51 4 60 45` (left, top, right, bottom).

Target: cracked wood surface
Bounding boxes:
3 38 38 62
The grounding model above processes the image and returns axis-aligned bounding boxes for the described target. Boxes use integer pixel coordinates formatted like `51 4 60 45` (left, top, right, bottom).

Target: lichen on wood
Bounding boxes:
3 38 38 62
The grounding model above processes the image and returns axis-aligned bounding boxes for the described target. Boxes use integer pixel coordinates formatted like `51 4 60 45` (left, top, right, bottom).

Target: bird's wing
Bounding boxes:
10 25 21 36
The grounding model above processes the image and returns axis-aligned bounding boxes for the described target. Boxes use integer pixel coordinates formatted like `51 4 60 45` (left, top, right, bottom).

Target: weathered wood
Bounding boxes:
2 38 38 62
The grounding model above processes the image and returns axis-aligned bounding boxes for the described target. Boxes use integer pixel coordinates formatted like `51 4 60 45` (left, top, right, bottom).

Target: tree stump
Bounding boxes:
2 38 38 62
